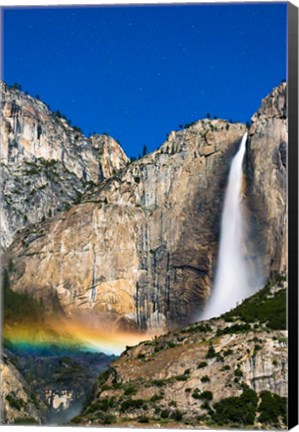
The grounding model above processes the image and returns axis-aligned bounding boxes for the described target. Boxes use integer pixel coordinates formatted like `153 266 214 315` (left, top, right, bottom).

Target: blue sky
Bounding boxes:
2 3 287 157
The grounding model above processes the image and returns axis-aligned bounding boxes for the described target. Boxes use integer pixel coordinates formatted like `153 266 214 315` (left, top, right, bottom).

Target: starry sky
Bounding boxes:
2 3 287 157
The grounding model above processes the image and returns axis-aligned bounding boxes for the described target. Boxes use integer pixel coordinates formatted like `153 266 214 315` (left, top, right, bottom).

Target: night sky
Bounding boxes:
2 3 287 158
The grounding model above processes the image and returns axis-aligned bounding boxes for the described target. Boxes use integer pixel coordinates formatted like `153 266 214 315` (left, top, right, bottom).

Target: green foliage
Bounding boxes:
201 391 213 401
212 387 258 426
73 125 82 133
234 368 243 378
223 276 286 330
138 415 149 423
142 145 148 156
253 344 262 355
188 323 212 334
222 349 233 357
192 389 213 401
258 391 287 426
206 343 216 359
86 397 115 414
150 394 163 402
198 361 208 369
216 323 251 336
13 417 39 425
220 365 230 372
11 82 22 91
124 384 137 396
175 374 189 381
192 389 201 400
120 399 144 412
172 409 183 421
161 409 169 418
102 414 117 424
201 375 210 383
6 394 25 411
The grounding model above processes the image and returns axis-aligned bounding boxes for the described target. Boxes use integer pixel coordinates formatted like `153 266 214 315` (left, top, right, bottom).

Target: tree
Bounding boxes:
142 145 148 157
12 82 22 91
206 342 216 359
206 112 211 119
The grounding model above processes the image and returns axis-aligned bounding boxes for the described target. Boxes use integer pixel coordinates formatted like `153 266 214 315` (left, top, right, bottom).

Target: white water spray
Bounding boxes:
201 132 253 320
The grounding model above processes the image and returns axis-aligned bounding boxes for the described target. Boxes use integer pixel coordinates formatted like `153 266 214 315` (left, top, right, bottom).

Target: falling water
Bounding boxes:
201 132 253 320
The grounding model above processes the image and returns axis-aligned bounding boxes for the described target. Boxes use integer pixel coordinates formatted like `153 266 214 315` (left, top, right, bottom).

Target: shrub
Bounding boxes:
150 394 163 402
234 368 243 378
192 390 201 400
258 391 287 426
206 343 216 359
102 414 116 424
13 417 39 425
176 374 189 381
223 349 233 357
201 391 213 401
223 277 286 330
220 365 230 371
120 399 144 412
198 361 208 369
138 416 149 423
201 375 210 383
212 387 258 425
6 394 25 411
124 385 137 396
161 409 169 418
86 397 115 414
172 409 183 421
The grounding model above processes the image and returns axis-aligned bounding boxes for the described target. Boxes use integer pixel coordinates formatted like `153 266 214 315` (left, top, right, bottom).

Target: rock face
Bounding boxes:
0 81 129 248
1 354 44 424
246 82 287 280
4 119 246 330
2 83 287 333
72 280 287 429
2 346 115 426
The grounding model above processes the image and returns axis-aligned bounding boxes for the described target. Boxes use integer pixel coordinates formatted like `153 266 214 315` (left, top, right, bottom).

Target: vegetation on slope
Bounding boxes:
223 273 286 330
70 274 287 429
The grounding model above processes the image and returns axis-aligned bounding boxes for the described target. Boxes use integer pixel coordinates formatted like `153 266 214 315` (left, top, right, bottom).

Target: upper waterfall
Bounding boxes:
201 132 252 320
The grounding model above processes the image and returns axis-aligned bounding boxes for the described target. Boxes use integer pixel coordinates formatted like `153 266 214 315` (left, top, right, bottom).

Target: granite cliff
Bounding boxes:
1 353 45 425
2 83 287 332
0 80 129 249
245 83 287 280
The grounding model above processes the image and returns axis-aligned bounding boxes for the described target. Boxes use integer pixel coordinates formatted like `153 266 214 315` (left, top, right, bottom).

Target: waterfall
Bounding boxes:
201 132 253 320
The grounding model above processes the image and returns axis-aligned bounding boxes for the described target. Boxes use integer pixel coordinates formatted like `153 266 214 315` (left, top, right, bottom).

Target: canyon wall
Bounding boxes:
0 81 129 248
2 83 287 332
246 82 287 280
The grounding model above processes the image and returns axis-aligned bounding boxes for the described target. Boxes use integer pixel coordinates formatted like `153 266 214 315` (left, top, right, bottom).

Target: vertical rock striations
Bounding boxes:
0 81 129 248
2 83 287 333
4 119 246 330
245 82 287 280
